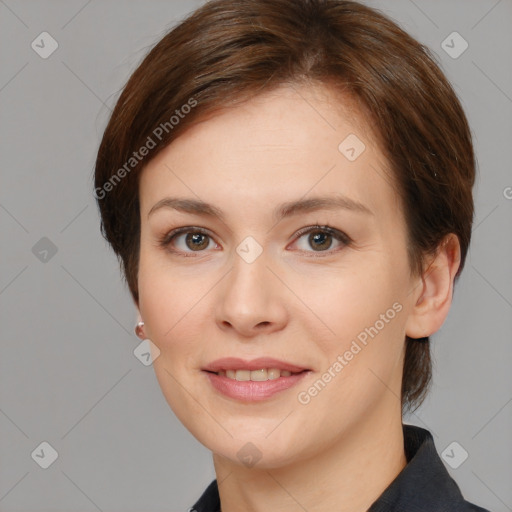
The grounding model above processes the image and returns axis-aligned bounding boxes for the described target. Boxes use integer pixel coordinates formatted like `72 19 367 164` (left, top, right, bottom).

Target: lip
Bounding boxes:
202 357 308 373
204 370 310 402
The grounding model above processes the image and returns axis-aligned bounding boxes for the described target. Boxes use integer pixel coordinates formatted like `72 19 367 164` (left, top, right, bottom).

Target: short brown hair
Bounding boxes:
94 0 475 414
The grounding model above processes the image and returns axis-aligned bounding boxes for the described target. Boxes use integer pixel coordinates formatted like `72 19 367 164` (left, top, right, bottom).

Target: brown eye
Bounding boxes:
292 225 351 254
159 227 217 254
184 232 210 251
307 231 333 251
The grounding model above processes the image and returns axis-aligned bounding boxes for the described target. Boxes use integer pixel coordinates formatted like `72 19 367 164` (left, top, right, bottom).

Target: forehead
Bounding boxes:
139 83 399 222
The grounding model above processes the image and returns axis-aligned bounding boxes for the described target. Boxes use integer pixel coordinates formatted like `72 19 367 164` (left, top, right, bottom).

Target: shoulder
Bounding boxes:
189 479 219 512
368 424 493 512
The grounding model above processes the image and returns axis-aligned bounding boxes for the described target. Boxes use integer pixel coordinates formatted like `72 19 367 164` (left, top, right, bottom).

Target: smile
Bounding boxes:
215 368 299 380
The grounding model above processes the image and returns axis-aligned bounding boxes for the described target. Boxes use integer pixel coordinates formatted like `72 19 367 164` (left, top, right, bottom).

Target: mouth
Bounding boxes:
202 357 311 401
202 356 309 375
205 368 306 381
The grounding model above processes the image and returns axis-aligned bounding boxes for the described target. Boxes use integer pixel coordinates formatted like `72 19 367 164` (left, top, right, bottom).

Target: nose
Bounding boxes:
214 249 289 339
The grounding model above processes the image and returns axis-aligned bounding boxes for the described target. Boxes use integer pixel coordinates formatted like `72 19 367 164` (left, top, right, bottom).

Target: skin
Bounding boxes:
136 83 461 512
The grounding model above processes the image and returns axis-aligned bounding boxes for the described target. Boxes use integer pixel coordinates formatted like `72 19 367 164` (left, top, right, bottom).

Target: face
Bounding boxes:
137 83 421 469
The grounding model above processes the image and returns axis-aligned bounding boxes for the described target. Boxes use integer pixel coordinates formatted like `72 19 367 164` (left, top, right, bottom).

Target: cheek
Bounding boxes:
137 252 210 422
304 256 407 393
137 248 186 346
137 247 220 364
308 257 402 338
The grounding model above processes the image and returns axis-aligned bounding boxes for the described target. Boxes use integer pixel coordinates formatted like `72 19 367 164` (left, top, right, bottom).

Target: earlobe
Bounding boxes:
135 309 145 339
405 234 461 339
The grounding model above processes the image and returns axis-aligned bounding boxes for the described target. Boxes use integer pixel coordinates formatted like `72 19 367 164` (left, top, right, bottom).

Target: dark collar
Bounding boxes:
191 424 491 512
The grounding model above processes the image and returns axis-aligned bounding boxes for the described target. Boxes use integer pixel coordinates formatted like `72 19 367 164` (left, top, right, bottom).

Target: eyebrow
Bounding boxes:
147 194 374 222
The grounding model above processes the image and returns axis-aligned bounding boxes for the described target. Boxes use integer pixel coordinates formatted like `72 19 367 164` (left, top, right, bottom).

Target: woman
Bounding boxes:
94 0 491 510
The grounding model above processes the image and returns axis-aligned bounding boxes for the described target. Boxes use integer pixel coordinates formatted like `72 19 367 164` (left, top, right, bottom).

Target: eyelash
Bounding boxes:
157 224 352 258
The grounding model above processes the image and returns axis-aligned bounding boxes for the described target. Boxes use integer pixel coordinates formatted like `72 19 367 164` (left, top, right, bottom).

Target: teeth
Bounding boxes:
236 370 251 381
249 369 267 381
217 368 297 380
268 368 281 380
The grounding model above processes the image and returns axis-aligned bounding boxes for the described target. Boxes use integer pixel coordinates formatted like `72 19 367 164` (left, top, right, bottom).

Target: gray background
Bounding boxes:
1 0 511 511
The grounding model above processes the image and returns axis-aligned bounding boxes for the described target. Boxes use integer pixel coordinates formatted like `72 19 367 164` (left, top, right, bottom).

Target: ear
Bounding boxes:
134 304 143 329
405 234 461 339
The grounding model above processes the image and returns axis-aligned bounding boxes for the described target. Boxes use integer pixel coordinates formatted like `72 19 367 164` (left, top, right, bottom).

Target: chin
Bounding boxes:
212 442 302 470
203 424 311 470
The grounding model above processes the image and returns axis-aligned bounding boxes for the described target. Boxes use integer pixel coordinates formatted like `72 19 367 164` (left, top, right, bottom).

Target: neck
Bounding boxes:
212 402 406 512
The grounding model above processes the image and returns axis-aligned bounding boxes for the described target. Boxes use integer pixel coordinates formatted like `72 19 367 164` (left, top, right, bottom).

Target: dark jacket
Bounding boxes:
190 424 492 512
